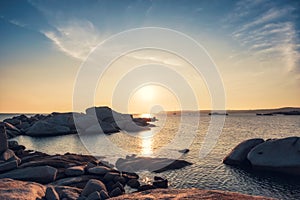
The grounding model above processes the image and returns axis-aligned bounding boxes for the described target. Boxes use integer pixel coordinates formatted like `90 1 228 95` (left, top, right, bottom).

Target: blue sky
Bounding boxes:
0 0 299 112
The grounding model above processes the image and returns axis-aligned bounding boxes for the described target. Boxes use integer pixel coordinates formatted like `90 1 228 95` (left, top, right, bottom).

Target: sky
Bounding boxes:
0 0 299 113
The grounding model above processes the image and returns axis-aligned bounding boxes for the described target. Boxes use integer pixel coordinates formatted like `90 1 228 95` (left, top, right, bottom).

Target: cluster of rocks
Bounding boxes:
223 137 300 176
0 129 190 200
1 106 153 138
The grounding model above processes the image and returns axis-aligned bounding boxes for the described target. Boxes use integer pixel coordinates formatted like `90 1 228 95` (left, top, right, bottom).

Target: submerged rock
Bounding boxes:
223 138 264 166
247 137 300 175
116 156 192 173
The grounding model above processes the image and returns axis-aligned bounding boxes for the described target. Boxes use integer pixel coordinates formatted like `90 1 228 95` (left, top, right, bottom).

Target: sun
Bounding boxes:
136 85 155 101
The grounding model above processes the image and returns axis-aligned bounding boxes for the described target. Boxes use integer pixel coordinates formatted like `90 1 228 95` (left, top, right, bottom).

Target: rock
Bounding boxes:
0 149 21 164
112 181 124 192
126 179 140 189
0 178 46 200
16 122 31 131
65 166 85 176
86 191 101 200
179 148 190 154
86 106 132 122
137 184 156 191
3 122 21 134
50 175 104 189
153 178 168 188
0 123 8 154
3 118 21 126
45 112 79 130
74 115 98 130
247 137 300 175
85 123 119 134
100 190 110 199
45 186 60 200
116 157 192 173
110 188 275 200
223 138 264 166
26 120 71 136
103 172 120 183
0 165 57 184
0 160 18 173
109 187 123 197
82 179 107 197
113 176 126 185
113 120 150 132
88 166 111 175
55 186 82 200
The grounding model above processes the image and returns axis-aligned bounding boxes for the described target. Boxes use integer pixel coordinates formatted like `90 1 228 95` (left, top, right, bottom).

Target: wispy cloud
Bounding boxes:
42 20 103 60
227 0 299 73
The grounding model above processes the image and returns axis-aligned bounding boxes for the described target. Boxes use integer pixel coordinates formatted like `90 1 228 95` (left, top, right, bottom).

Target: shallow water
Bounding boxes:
3 113 300 199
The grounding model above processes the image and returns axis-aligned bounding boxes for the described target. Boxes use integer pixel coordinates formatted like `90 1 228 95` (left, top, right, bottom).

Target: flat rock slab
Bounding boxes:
110 188 275 200
0 165 57 184
116 156 192 173
0 178 46 200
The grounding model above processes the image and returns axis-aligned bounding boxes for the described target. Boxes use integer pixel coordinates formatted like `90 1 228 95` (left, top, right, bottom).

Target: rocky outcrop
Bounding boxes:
116 156 192 173
110 188 274 200
0 178 46 200
1 106 154 138
247 137 300 175
224 136 300 176
223 138 264 166
0 123 8 154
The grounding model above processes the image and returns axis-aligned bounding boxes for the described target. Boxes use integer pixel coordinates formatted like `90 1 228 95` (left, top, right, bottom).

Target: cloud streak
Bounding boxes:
228 0 299 73
42 20 103 60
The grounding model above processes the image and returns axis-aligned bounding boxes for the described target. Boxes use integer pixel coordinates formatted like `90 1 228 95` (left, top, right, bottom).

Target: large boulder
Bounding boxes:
223 138 264 166
45 112 83 131
82 179 107 197
0 160 19 173
65 166 85 176
113 120 150 132
0 165 57 184
247 137 300 175
26 120 71 136
0 178 46 200
0 123 8 154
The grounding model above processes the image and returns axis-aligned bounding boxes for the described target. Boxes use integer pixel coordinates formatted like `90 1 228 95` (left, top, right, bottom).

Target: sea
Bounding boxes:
1 113 299 199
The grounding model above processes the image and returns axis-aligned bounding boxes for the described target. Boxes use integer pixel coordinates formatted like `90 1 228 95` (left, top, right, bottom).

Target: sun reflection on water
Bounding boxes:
139 130 154 156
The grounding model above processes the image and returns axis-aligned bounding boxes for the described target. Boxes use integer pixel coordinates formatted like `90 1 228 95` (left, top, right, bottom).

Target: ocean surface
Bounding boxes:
1 113 300 199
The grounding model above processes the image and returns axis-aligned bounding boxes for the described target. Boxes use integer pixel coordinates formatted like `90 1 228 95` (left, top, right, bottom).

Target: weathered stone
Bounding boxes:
100 190 110 199
223 138 264 166
82 179 107 197
86 191 101 200
45 186 60 200
126 179 140 189
88 166 111 175
109 187 123 197
55 186 82 200
247 137 300 175
0 149 21 164
103 172 120 183
137 184 156 191
0 160 18 173
0 178 46 200
65 166 85 176
110 188 275 200
0 123 8 154
0 165 57 184
153 179 168 188
85 123 119 134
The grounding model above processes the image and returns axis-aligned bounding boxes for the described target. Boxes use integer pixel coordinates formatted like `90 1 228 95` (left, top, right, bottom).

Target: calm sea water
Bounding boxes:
1 113 300 199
